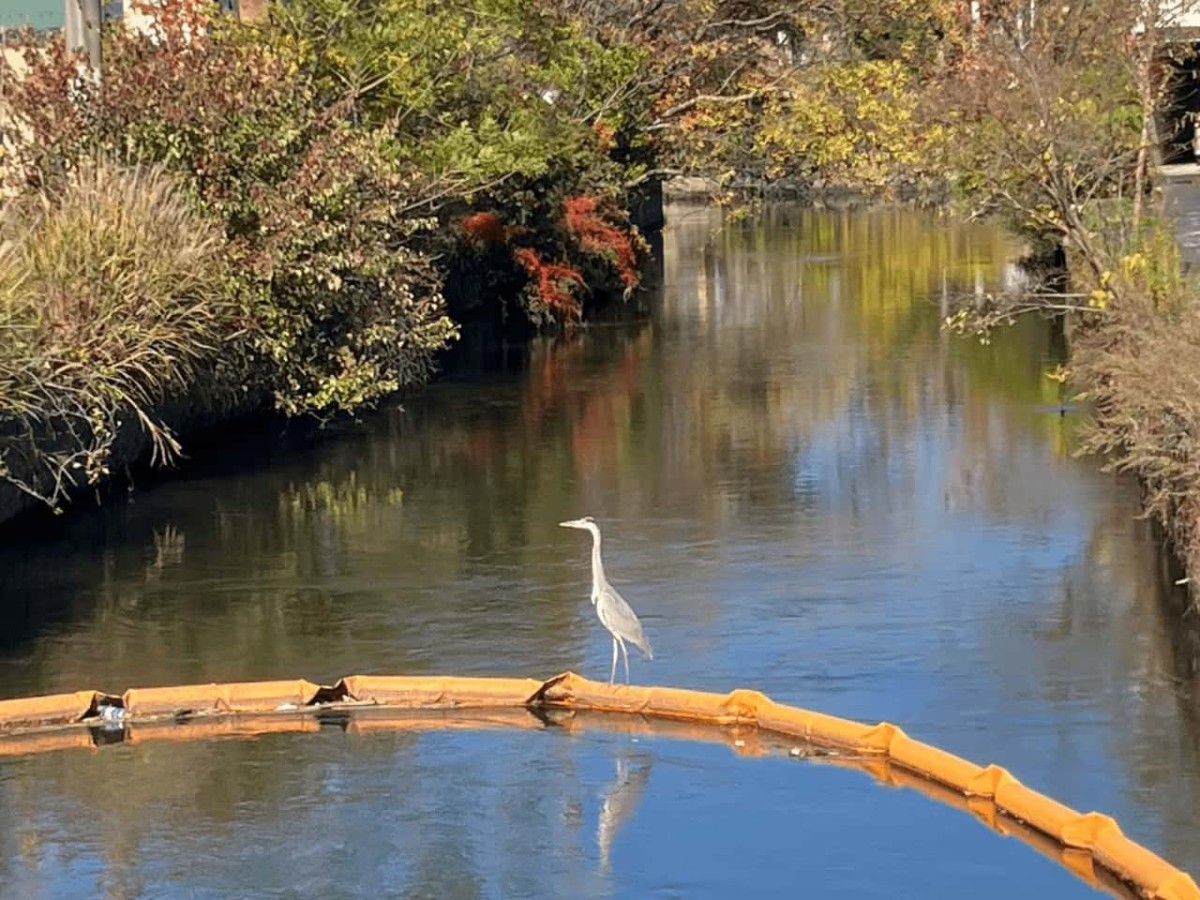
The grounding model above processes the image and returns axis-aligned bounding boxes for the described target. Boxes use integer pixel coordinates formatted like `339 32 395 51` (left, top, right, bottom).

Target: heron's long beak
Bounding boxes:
559 519 586 528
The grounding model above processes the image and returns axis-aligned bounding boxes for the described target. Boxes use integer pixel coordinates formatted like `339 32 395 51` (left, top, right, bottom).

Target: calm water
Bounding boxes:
0 717 1148 899
2 205 1199 896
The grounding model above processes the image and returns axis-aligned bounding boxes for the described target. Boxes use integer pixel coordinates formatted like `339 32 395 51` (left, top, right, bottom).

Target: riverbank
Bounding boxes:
1066 221 1200 608
0 1 669 525
2 0 951 528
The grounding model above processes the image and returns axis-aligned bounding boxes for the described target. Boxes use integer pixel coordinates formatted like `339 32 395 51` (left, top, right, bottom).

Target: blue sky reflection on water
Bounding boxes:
0 727 1117 899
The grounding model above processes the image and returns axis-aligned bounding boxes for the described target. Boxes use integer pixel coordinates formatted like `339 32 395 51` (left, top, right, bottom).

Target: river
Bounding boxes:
0 204 1197 897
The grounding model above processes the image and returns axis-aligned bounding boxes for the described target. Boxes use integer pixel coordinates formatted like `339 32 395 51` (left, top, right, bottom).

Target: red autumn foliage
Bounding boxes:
562 196 640 289
592 120 617 153
460 211 508 247
513 247 584 320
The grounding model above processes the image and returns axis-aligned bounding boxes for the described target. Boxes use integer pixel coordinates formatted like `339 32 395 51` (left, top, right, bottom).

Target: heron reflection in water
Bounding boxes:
598 750 653 874
559 516 654 684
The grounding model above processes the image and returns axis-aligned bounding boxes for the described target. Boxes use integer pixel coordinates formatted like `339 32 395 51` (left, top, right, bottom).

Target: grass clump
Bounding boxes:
0 158 234 507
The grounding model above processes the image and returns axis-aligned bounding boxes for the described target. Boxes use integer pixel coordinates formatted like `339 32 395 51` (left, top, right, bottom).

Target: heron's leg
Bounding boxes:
610 637 618 685
619 638 630 684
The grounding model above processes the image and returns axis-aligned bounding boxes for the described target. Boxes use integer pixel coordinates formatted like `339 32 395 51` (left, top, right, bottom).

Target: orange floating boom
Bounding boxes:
0 671 1193 900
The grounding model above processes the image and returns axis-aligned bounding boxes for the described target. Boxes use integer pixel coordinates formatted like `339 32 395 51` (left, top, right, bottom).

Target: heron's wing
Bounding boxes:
596 584 653 659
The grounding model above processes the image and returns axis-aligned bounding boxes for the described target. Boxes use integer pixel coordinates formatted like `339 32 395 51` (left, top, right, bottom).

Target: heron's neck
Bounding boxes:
589 527 606 595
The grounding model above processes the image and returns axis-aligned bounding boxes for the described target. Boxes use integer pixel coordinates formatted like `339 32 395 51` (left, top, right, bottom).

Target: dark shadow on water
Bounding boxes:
0 278 659 651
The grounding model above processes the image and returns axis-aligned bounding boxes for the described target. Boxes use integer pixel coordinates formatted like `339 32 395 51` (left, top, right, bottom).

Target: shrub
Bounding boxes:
1072 236 1200 590
0 158 232 506
451 195 646 327
513 248 586 322
272 0 656 326
1 0 458 419
562 195 642 292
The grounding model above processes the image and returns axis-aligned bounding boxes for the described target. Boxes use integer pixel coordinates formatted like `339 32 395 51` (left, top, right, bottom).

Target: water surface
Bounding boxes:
0 717 1141 899
1 205 1198 894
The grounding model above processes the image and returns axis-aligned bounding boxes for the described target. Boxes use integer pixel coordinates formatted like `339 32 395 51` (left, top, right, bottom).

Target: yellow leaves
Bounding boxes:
942 307 975 335
1044 363 1072 384
1088 288 1111 310
1119 252 1146 274
753 60 933 189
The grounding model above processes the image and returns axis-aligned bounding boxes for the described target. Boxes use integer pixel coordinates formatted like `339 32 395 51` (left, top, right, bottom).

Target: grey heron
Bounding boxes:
559 516 653 684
